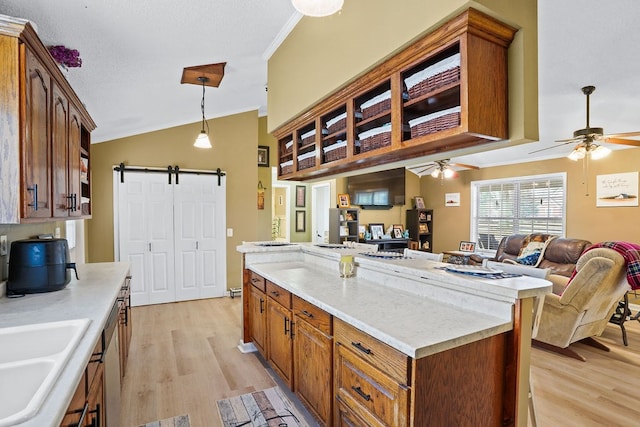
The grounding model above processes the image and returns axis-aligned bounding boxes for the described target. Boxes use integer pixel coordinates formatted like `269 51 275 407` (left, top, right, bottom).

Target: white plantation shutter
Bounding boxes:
472 174 566 251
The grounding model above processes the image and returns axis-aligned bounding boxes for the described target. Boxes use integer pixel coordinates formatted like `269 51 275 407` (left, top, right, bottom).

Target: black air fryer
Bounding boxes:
7 238 78 295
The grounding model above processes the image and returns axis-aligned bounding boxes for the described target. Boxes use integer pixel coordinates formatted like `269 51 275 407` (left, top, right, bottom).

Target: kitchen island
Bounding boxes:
237 242 551 427
0 262 130 427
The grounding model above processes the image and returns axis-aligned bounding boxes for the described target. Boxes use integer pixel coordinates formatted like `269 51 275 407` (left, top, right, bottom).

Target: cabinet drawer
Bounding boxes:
335 343 409 427
293 295 332 335
266 281 291 309
334 318 410 385
249 271 266 292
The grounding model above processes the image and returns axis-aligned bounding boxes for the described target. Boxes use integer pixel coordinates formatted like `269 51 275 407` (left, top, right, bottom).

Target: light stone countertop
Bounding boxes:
239 242 552 359
0 262 131 427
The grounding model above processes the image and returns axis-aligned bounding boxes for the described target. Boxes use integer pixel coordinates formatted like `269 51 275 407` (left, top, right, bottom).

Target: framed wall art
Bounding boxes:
295 185 306 207
258 145 270 167
596 171 638 207
295 210 306 232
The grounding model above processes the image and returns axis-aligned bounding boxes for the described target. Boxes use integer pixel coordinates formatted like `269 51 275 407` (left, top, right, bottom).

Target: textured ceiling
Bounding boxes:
0 0 298 143
1 0 638 168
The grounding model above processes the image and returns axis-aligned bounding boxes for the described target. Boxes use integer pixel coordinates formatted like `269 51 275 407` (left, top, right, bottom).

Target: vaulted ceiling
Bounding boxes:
1 0 638 168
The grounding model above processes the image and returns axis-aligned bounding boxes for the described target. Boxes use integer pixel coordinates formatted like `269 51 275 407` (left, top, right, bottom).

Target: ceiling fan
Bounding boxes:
531 85 640 159
407 159 479 182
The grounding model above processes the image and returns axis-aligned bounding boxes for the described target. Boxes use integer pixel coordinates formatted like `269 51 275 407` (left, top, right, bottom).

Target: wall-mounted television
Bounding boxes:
347 167 405 209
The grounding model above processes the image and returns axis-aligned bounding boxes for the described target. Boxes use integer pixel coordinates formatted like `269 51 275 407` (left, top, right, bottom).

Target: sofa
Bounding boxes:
469 234 592 283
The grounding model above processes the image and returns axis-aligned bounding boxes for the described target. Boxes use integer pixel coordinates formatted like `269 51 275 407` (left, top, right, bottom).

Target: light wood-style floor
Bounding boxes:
120 297 640 427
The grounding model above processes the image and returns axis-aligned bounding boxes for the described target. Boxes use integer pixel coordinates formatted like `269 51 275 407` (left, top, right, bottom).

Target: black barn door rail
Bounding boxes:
114 163 226 186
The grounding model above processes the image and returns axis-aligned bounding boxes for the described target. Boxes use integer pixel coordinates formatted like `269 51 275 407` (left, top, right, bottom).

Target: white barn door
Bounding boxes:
173 174 226 301
115 168 227 306
117 173 175 306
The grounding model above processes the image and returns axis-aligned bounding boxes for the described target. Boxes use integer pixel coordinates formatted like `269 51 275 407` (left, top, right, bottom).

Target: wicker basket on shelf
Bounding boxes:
405 53 461 99
409 107 461 139
325 113 347 134
297 151 316 170
282 139 293 155
323 141 347 162
360 90 391 120
299 129 316 146
280 160 293 175
359 131 391 153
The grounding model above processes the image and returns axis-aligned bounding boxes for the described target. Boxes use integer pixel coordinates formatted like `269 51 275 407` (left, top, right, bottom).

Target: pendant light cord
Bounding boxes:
200 77 210 134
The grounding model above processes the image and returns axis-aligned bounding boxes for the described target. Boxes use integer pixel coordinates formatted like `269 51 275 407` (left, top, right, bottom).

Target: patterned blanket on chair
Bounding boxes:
579 241 640 290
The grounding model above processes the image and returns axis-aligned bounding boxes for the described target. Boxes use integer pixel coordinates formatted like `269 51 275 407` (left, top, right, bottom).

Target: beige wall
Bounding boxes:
268 0 538 145
87 110 261 290
422 148 640 253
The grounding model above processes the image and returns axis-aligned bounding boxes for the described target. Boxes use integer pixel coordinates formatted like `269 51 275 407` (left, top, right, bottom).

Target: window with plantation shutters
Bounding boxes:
471 173 566 252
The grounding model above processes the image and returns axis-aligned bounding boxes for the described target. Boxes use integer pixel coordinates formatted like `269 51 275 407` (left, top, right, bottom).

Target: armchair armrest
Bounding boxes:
548 274 570 296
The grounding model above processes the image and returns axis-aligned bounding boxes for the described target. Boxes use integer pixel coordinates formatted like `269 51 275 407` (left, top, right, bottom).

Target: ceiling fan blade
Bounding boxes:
529 140 576 154
450 162 480 170
408 163 436 176
602 131 640 139
554 136 584 143
601 136 640 147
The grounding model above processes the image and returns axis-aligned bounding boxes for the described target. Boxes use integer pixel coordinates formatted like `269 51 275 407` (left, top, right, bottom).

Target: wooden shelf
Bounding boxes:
273 8 516 181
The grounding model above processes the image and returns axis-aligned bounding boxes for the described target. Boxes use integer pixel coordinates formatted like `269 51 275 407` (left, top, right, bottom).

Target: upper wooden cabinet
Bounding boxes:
273 8 517 180
0 16 95 223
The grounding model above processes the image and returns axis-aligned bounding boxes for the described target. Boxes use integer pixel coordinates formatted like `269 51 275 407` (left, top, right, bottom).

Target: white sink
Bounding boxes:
0 319 91 426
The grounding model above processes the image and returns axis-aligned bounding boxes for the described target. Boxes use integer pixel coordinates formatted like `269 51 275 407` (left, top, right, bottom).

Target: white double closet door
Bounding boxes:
115 171 226 306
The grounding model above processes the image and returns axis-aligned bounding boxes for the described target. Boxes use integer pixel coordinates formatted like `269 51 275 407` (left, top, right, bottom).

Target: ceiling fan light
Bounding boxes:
590 145 611 160
431 169 440 178
567 146 585 161
292 0 344 17
194 130 212 149
443 168 455 178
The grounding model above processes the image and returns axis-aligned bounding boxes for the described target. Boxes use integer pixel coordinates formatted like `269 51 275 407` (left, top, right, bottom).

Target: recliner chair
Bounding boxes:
531 247 630 361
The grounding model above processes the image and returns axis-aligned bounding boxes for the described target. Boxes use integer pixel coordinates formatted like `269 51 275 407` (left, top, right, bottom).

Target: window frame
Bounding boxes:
470 172 567 254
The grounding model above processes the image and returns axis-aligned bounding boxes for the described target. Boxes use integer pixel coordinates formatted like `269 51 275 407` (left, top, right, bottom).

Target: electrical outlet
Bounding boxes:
0 235 7 256
227 228 233 237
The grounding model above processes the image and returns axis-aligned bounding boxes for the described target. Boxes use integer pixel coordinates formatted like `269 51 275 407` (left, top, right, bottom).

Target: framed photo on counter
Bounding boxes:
338 193 350 208
393 224 403 239
369 223 384 239
459 241 476 252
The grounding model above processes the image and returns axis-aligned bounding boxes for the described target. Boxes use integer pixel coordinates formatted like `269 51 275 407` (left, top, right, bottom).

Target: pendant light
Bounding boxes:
292 0 344 17
193 76 212 149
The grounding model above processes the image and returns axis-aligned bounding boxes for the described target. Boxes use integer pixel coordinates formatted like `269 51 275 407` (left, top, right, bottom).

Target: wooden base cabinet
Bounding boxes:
334 319 410 427
334 318 508 427
293 296 333 426
249 285 267 356
266 281 293 389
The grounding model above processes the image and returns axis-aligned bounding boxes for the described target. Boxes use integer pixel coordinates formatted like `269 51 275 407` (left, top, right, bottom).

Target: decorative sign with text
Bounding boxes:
596 172 638 207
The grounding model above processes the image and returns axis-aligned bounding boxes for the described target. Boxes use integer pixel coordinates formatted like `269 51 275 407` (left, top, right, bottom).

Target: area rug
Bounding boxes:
216 386 310 427
138 414 190 427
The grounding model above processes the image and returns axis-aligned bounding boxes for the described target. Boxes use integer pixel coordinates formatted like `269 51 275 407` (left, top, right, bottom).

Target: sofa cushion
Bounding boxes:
515 234 556 267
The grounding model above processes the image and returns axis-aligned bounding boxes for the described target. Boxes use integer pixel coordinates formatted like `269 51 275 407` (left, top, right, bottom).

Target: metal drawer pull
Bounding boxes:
271 291 280 297
351 341 372 355
301 310 314 318
259 297 264 313
351 385 371 401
